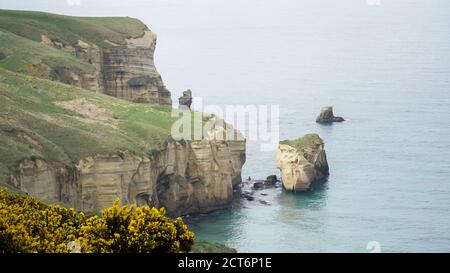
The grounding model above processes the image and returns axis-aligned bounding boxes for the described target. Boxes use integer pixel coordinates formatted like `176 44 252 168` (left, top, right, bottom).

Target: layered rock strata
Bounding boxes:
276 134 329 192
41 30 172 105
12 133 245 216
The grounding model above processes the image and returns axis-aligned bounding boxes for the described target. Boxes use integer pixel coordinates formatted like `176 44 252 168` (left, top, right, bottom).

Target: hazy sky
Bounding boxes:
1 0 445 102
0 0 384 31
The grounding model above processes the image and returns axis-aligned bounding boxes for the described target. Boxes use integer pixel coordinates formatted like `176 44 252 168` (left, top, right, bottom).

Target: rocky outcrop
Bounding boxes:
12 139 245 216
316 106 344 123
276 134 329 192
178 89 193 110
41 30 172 106
264 175 278 186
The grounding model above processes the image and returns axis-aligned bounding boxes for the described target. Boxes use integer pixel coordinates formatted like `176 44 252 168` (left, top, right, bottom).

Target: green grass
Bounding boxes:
0 10 216 190
0 68 178 186
0 29 95 78
280 133 324 151
0 9 147 48
0 9 150 85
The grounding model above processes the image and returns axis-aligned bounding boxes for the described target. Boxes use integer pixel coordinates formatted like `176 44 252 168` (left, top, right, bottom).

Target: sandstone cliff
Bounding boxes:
276 134 329 192
40 30 172 105
0 11 246 216
12 137 245 216
0 10 172 106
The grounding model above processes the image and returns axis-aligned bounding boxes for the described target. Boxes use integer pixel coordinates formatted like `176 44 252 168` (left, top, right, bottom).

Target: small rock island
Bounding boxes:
316 106 345 123
178 89 193 110
276 134 329 192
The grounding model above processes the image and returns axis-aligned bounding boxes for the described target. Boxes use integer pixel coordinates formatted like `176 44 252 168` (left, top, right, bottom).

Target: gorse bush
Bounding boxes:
0 188 194 253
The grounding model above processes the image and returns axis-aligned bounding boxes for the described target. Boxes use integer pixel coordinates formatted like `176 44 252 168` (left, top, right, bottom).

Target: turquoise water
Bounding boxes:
4 0 450 252
153 0 450 252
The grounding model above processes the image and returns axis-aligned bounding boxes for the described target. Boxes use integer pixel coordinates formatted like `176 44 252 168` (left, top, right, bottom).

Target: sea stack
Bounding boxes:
316 106 344 123
178 89 193 110
276 134 329 192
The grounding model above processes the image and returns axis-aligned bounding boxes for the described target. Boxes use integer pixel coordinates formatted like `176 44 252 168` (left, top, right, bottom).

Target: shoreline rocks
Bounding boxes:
264 175 278 186
276 134 329 192
316 106 344 124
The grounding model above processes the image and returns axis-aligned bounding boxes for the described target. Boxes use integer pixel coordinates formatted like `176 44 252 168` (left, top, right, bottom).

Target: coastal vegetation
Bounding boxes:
0 9 243 253
0 188 194 253
0 68 176 187
279 133 324 153
0 10 147 48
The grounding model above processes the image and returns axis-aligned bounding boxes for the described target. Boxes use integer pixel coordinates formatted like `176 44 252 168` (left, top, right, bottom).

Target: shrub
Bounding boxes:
78 200 194 253
0 188 194 253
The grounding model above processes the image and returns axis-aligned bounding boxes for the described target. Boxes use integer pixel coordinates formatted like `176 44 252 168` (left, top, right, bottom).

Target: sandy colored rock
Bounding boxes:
276 134 329 192
12 123 246 217
41 30 172 106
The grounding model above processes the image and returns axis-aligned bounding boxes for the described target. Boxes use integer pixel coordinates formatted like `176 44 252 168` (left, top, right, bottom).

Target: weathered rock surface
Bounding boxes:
178 89 193 110
41 30 172 105
316 106 344 124
276 134 329 192
12 128 245 217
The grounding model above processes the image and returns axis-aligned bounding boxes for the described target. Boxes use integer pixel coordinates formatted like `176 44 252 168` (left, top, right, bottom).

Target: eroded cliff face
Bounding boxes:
40 30 172 105
6 19 247 215
276 134 329 192
11 138 245 216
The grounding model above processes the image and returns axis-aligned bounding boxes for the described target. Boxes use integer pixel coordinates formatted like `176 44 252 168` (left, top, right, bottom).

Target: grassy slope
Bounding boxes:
0 29 95 77
0 9 147 48
0 68 176 186
279 133 324 151
0 9 149 81
0 10 205 190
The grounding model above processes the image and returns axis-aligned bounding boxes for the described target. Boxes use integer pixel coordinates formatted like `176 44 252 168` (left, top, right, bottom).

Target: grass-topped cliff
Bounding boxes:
0 9 173 105
0 10 178 188
0 68 176 188
0 9 147 48
0 9 147 82
280 133 324 152
0 29 95 80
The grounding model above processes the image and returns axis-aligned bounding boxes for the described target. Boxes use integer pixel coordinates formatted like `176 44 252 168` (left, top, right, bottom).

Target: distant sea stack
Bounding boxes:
276 134 329 192
316 106 344 123
178 89 193 110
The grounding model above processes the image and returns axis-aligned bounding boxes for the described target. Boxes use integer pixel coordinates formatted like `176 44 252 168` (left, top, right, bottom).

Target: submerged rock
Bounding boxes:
178 89 193 110
316 106 344 124
276 134 329 192
264 174 278 185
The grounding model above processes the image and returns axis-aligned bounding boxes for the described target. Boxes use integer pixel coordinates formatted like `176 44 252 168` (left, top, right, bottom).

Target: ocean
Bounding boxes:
153 0 450 252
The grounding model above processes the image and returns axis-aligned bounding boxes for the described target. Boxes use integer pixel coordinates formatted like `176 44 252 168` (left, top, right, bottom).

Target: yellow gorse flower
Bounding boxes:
0 189 194 253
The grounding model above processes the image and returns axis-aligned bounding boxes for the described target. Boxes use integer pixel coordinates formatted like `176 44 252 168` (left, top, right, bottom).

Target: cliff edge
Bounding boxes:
0 10 171 105
0 10 246 216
